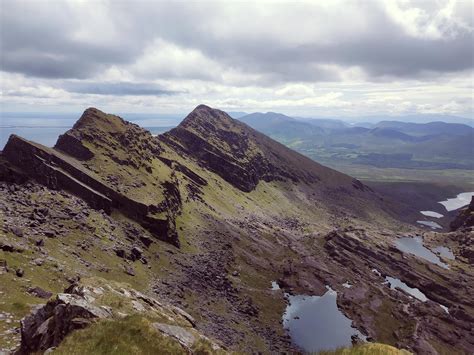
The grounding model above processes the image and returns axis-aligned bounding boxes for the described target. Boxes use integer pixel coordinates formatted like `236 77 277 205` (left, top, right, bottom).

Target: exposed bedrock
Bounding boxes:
2 135 181 246
55 133 95 161
450 196 474 231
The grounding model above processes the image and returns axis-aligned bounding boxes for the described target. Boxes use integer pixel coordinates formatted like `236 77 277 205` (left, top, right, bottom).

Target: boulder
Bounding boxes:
14 278 223 354
17 291 112 354
130 246 143 261
43 230 56 238
124 265 135 276
27 287 53 299
16 268 24 277
10 226 24 237
0 241 24 253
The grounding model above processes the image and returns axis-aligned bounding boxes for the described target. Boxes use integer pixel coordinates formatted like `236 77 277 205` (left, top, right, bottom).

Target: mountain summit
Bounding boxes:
165 105 371 195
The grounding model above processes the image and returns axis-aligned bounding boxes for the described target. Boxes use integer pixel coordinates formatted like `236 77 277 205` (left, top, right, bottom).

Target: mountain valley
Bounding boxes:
238 112 474 184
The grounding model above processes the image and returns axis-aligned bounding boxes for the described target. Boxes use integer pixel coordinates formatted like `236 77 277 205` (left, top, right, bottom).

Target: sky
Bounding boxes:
1 0 473 118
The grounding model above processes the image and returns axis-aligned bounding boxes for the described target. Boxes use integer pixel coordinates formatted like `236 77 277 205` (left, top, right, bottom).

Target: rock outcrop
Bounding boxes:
2 134 179 246
3 135 113 213
16 278 222 354
450 196 474 231
17 291 112 354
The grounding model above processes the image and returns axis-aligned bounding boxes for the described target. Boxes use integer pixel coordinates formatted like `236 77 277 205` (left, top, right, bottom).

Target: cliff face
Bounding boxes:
3 135 113 213
2 109 181 246
164 105 372 194
450 197 474 231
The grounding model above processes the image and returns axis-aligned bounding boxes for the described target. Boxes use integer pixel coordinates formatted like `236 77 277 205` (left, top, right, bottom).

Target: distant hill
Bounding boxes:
346 114 474 126
369 128 417 142
237 111 474 171
227 111 248 119
296 117 348 130
238 112 323 139
375 121 474 136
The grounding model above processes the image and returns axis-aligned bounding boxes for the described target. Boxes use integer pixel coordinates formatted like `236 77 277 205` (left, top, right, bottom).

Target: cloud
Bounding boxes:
0 0 472 117
0 0 146 79
62 82 182 96
1 0 472 81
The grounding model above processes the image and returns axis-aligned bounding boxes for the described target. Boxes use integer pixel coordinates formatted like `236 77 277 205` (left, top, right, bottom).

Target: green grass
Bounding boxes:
318 161 474 187
317 343 411 355
53 315 216 355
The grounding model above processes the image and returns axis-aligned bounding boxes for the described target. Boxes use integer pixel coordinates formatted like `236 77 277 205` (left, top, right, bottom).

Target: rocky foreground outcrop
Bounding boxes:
16 278 223 354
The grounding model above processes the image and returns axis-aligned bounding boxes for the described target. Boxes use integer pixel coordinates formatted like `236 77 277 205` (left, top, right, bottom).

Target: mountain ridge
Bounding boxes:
165 105 372 194
0 105 472 354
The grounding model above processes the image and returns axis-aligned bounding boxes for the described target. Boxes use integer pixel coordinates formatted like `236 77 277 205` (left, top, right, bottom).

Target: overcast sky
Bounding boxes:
1 0 473 118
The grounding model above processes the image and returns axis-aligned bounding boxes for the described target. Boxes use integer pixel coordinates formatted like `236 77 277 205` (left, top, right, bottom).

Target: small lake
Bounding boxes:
416 220 442 229
420 211 444 218
282 287 363 353
385 276 427 302
432 246 455 260
395 236 449 269
385 277 449 313
438 192 474 211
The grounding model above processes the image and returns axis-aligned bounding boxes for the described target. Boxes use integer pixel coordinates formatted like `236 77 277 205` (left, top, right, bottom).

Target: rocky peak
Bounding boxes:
179 104 236 133
163 104 365 193
71 107 128 133
55 107 161 164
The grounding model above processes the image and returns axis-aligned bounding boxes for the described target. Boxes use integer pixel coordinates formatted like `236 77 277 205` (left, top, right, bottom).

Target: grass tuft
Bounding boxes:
53 315 186 355
317 343 411 355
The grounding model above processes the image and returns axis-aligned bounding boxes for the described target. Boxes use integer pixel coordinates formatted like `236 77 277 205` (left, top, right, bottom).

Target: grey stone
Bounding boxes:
152 323 196 348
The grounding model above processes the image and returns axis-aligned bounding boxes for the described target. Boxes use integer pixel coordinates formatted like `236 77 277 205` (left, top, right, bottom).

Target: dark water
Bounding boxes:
385 276 427 302
282 288 363 352
385 276 449 313
395 236 449 269
439 192 474 211
416 220 442 229
432 246 455 260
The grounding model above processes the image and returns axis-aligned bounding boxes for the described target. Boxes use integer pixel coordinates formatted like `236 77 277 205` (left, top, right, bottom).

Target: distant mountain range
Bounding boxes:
231 111 474 126
238 112 474 170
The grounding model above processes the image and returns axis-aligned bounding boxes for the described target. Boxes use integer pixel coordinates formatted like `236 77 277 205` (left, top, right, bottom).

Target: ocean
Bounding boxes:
0 112 182 148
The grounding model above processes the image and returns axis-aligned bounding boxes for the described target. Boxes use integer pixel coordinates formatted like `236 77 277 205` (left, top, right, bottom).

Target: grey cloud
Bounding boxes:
1 1 473 83
170 4 473 82
63 82 182 96
3 51 105 79
0 1 148 79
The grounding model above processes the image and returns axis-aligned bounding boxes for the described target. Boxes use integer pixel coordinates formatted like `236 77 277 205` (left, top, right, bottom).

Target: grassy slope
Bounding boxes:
53 316 187 355
318 343 411 355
